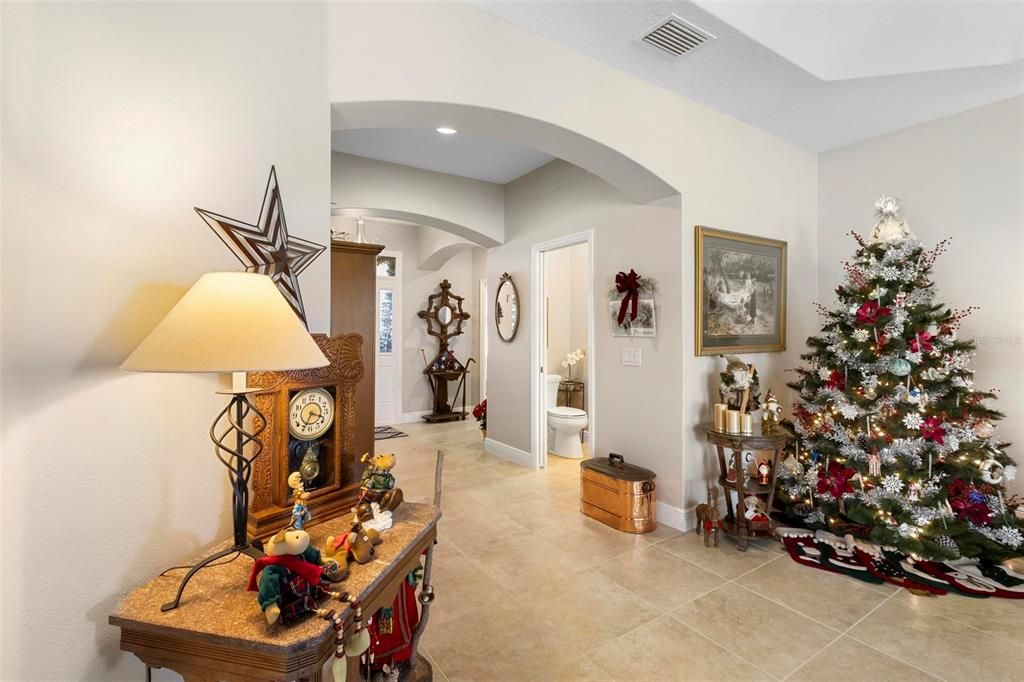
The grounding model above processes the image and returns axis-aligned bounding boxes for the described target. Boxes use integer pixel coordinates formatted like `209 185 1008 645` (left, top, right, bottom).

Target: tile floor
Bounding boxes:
383 420 1023 681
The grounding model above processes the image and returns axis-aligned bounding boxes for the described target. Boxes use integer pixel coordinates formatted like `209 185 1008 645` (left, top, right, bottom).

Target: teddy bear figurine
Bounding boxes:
248 527 341 626
359 452 404 513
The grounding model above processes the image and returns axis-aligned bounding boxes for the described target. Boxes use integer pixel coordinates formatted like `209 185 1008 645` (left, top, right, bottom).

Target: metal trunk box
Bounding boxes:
580 453 657 533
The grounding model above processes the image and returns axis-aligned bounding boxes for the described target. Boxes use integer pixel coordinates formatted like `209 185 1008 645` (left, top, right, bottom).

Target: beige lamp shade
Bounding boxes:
121 272 329 373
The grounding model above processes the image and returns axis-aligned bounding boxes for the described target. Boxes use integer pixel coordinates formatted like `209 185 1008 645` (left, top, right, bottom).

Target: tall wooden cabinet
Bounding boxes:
330 240 385 462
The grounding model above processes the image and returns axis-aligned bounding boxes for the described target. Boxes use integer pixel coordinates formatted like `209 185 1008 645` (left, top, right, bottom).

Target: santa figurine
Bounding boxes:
756 458 772 485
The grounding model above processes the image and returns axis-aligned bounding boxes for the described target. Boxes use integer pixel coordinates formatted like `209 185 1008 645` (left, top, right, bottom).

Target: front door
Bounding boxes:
375 251 401 425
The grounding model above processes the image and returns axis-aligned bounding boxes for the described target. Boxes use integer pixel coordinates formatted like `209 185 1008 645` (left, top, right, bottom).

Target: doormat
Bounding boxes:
374 425 408 441
778 527 1024 599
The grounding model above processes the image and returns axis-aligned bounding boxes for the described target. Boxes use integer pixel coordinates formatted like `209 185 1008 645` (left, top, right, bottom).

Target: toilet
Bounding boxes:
545 374 588 459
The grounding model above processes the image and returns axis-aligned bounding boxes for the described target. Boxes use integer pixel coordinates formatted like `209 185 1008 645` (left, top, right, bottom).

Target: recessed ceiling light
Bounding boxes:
435 127 458 135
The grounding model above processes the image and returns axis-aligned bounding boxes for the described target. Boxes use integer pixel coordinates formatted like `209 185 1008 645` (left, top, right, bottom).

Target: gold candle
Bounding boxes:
741 413 753 434
726 409 741 434
714 403 728 431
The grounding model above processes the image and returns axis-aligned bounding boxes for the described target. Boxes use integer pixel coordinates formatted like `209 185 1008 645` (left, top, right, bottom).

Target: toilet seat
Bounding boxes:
547 406 586 419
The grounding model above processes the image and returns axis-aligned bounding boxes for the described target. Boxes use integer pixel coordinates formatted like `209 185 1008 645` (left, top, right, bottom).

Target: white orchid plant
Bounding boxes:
560 348 586 380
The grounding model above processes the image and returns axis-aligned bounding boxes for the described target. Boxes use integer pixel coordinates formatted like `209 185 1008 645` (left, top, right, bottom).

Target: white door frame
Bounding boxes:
375 250 402 425
478 278 488 400
531 230 596 470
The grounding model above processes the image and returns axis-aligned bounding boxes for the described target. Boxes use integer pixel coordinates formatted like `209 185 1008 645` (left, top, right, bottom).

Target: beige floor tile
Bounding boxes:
588 615 771 681
550 656 612 681
789 635 938 681
658 531 781 579
463 534 589 591
847 596 1024 681
427 542 510 627
421 599 579 681
529 568 662 652
594 545 726 611
670 585 837 679
532 514 651 565
638 523 685 544
738 553 889 630
896 589 1024 648
443 463 509 490
438 508 533 557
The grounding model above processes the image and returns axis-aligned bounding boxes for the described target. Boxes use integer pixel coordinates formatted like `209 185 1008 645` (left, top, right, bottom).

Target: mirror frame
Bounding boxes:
494 272 520 343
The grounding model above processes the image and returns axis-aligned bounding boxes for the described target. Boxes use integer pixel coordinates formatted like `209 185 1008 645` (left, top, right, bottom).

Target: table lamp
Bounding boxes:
121 272 328 610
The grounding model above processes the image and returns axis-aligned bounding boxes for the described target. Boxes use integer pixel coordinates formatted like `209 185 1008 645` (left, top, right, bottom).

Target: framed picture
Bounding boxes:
609 299 656 337
695 226 786 355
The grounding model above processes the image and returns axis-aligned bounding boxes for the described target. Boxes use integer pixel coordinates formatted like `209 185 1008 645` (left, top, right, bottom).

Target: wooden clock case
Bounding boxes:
246 333 365 539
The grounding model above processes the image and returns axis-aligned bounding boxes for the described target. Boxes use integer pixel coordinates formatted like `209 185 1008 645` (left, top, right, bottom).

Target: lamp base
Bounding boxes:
160 542 264 612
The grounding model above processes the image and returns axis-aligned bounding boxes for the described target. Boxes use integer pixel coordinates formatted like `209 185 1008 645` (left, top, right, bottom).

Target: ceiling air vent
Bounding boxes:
639 15 715 57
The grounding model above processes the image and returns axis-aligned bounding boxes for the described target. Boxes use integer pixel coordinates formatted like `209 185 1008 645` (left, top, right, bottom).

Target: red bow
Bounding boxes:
910 332 934 353
615 269 642 325
247 554 323 592
920 416 945 444
856 300 890 325
816 461 856 499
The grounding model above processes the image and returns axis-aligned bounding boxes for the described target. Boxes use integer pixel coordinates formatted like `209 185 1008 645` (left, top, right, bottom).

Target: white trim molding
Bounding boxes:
484 437 536 470
657 501 694 532
393 410 431 425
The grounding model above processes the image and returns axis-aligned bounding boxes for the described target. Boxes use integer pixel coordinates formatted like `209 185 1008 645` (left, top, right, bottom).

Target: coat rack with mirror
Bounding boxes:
418 279 475 423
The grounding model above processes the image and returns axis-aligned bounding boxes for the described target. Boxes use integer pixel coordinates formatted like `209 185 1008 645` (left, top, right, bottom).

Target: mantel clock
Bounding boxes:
247 333 365 538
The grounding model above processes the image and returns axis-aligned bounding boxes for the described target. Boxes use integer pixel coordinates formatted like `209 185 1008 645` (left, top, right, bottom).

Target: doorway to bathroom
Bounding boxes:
531 230 595 470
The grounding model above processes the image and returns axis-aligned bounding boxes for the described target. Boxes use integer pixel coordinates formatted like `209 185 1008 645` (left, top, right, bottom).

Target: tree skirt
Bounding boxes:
777 527 1024 599
374 425 408 440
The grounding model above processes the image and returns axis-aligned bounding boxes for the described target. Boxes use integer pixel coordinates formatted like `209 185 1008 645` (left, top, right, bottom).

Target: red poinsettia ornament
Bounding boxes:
817 461 857 499
856 300 891 325
910 331 934 353
826 370 845 391
920 416 945 444
947 479 993 526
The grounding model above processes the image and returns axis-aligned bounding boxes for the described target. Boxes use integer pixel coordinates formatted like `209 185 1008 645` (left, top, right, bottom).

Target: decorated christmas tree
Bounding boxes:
778 197 1023 562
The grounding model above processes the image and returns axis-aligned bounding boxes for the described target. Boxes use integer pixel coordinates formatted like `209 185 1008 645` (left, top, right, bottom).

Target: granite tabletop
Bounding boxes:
109 503 440 655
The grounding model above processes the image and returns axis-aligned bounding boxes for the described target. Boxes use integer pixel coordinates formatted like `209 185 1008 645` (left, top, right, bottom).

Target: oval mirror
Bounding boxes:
438 305 453 325
495 273 520 342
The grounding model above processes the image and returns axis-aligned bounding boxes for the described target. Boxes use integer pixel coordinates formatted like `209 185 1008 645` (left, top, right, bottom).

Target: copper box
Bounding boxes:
580 453 656 533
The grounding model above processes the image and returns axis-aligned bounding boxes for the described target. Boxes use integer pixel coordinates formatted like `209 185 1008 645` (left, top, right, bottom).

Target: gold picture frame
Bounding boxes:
695 226 787 356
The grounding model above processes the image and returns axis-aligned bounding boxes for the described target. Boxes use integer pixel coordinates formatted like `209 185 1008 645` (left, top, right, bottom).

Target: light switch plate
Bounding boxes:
622 347 642 367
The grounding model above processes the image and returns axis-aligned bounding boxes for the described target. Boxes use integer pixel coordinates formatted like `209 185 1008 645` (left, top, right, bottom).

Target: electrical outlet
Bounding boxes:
622 348 642 367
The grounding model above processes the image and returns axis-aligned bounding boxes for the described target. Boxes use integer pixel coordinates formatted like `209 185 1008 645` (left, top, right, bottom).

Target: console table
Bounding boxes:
109 503 440 681
700 423 791 551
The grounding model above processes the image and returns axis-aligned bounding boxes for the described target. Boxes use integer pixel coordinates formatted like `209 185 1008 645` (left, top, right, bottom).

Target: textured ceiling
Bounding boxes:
331 128 553 184
473 0 1024 151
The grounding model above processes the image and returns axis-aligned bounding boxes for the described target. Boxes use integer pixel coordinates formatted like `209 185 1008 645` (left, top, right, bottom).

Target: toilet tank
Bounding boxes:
545 374 563 409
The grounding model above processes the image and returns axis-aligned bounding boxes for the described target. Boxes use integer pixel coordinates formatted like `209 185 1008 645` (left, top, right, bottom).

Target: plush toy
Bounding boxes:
248 527 338 626
359 452 404 513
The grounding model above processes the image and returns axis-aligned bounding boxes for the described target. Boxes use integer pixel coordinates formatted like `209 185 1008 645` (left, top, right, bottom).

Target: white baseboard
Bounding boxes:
390 410 430 425
657 501 694 532
483 437 535 470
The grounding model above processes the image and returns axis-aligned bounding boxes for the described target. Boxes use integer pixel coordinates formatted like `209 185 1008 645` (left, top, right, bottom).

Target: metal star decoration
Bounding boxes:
196 166 325 326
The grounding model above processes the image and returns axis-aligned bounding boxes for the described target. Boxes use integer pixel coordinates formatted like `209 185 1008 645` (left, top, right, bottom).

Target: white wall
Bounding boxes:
1 3 328 679
326 3 817 512
544 242 589 403
819 96 1024 495
331 152 505 246
490 160 686 506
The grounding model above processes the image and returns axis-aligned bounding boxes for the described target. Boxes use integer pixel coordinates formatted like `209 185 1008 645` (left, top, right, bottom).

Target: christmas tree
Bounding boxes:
778 197 1023 562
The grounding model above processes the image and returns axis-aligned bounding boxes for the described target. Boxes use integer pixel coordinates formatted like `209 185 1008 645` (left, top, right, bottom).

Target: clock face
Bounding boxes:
288 387 335 441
